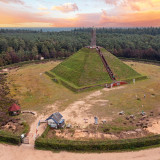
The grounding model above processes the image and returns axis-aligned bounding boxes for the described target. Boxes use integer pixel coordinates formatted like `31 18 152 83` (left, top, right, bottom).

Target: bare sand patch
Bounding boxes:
44 87 124 128
54 129 118 140
85 90 102 100
61 90 110 127
146 119 160 134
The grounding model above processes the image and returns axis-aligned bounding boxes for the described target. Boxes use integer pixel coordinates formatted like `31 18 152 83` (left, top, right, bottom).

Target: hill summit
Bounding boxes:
47 47 144 91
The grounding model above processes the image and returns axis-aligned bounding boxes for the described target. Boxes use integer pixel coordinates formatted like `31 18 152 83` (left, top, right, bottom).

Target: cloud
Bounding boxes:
105 0 118 5
49 12 102 27
104 0 158 12
50 10 160 27
0 7 50 25
0 3 160 28
129 3 141 11
0 0 24 5
38 7 48 11
37 11 51 16
100 10 160 27
52 3 78 13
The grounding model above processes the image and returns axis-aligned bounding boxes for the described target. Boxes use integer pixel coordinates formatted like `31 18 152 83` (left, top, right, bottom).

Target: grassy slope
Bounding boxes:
78 48 112 86
52 48 142 89
101 48 142 80
52 48 112 87
51 48 86 86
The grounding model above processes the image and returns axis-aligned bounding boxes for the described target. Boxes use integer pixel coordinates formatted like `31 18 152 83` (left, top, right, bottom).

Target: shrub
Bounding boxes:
35 127 160 152
0 130 21 145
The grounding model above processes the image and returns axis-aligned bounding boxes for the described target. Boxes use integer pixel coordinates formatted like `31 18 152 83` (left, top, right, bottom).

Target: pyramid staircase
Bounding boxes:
96 47 116 81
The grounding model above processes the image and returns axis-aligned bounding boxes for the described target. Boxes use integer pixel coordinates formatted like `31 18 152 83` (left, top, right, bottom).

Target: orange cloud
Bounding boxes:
104 0 160 12
123 0 150 11
0 8 51 25
0 3 160 28
0 0 24 5
50 13 101 27
52 3 78 13
100 10 160 27
129 3 141 11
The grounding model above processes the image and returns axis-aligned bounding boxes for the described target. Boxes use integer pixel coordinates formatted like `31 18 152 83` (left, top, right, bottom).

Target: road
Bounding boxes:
1 144 160 160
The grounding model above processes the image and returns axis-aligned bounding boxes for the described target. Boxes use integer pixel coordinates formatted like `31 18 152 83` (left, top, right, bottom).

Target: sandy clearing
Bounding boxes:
61 100 94 128
147 119 160 134
1 143 160 160
45 86 125 128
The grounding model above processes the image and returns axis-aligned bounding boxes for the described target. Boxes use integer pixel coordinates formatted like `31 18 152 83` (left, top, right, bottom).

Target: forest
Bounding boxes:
0 27 160 67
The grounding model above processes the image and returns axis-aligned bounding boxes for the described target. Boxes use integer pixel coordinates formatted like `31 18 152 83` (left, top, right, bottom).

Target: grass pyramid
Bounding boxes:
47 48 144 91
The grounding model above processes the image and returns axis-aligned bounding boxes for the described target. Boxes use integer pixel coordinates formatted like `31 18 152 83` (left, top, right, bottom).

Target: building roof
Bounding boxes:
46 112 63 124
8 104 21 112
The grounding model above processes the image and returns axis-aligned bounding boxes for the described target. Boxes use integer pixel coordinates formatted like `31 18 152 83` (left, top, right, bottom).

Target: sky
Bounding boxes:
0 0 160 27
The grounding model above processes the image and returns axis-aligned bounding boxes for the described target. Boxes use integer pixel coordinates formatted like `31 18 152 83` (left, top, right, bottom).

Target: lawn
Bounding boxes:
7 60 160 133
7 61 91 113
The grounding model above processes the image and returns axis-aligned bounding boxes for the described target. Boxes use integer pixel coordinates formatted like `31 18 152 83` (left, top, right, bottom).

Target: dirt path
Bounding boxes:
24 115 47 147
1 143 160 160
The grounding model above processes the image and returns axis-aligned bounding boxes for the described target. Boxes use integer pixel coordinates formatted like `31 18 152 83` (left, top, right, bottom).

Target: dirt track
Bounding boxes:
1 144 160 160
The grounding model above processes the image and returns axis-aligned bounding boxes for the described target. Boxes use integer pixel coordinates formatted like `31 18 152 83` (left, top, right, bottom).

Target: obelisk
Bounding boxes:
90 27 96 48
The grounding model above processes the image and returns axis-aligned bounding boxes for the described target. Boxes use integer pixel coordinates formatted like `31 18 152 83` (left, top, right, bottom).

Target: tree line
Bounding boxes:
0 74 15 126
0 27 160 67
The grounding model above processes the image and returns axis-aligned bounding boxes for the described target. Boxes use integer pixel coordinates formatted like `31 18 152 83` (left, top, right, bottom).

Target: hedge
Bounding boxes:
34 126 160 152
35 134 160 152
0 122 29 145
0 130 21 145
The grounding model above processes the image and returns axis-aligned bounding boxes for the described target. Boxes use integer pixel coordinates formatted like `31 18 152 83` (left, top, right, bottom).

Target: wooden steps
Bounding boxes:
96 47 116 81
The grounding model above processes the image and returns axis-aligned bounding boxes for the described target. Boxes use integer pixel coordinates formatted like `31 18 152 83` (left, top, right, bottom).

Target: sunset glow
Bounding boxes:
0 0 160 27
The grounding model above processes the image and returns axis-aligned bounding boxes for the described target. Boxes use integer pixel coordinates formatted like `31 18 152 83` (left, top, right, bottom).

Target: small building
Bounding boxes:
46 112 65 129
8 104 21 116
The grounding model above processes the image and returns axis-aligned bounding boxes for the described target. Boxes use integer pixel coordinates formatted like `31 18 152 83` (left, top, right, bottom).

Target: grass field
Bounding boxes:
7 60 160 133
98 61 160 116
